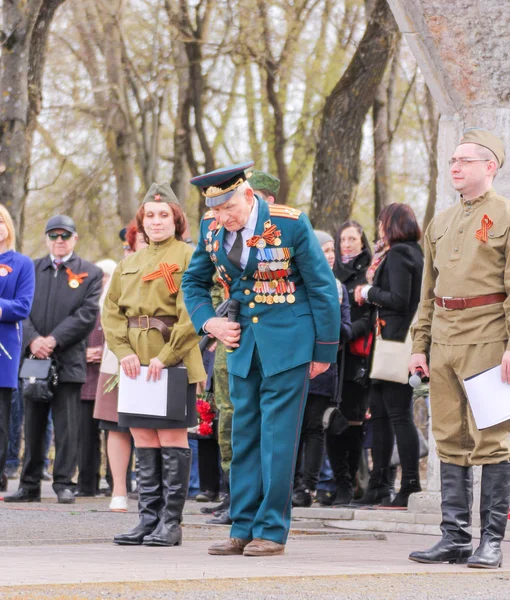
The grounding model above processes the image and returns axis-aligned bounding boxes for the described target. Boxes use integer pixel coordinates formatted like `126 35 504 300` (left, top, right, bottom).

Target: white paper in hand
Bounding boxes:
463 365 510 430
118 367 168 417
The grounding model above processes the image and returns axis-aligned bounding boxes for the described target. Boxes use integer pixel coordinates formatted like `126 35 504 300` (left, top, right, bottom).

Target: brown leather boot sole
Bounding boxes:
208 537 250 555
243 538 285 557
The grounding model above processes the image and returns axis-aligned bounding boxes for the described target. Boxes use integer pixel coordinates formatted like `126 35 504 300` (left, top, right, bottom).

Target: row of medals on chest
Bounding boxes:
253 244 296 304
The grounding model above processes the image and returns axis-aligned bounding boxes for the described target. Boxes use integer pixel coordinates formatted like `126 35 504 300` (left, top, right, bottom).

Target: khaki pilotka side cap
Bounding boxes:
248 170 281 196
459 128 506 168
142 182 179 205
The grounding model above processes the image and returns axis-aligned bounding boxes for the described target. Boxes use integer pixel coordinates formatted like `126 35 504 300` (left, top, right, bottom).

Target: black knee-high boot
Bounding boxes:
114 447 162 545
143 447 191 547
468 462 510 569
409 462 473 564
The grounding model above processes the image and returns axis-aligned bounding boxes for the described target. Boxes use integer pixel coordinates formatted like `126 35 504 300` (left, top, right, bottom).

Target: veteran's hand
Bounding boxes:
147 357 165 382
29 336 53 359
309 361 330 379
409 353 429 379
120 354 141 379
205 317 241 348
501 351 510 384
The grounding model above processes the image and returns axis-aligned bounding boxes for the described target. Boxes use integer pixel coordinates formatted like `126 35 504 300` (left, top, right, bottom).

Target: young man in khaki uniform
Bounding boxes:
409 129 510 569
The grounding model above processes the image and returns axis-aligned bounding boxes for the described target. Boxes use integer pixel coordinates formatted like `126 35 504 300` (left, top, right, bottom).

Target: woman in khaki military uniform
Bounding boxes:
103 182 205 548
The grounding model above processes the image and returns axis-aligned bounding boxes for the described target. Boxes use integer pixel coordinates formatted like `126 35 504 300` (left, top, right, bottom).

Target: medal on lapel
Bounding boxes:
66 268 89 289
0 264 12 277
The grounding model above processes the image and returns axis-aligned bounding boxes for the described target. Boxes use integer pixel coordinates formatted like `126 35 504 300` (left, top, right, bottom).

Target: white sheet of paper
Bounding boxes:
118 367 168 417
463 365 510 430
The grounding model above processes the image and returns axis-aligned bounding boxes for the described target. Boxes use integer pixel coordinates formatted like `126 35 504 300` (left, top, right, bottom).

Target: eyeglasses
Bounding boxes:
448 158 491 167
47 232 73 241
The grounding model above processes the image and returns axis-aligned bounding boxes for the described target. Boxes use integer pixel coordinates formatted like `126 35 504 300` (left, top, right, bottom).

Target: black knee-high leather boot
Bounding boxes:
468 462 510 569
143 447 191 547
114 447 162 545
409 462 473 564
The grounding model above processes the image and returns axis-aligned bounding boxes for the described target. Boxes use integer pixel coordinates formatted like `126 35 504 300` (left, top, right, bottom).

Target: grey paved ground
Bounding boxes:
1 480 510 599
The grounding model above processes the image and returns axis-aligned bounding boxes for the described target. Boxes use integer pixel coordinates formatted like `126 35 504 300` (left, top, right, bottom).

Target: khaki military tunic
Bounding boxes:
102 236 206 384
412 188 510 465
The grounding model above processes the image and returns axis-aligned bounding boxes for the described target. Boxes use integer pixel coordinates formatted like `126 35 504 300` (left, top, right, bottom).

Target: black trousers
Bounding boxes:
20 382 81 493
198 438 221 493
0 388 13 477
77 400 101 495
295 394 332 490
327 380 368 488
369 380 419 482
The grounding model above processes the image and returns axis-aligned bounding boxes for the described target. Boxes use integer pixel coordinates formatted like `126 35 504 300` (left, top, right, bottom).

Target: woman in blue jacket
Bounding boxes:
0 206 35 492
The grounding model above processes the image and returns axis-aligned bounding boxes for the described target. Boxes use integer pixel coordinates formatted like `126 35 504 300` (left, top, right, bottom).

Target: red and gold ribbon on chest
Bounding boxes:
142 262 180 294
247 224 282 248
475 214 493 243
66 268 88 289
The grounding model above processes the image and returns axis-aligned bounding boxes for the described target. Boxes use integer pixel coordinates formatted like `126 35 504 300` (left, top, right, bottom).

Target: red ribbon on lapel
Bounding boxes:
142 263 180 294
475 214 493 243
0 264 13 274
65 268 89 285
246 224 281 247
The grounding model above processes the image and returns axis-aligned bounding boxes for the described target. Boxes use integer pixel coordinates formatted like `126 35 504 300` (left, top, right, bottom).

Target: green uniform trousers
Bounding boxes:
429 341 510 466
229 348 310 544
214 342 233 473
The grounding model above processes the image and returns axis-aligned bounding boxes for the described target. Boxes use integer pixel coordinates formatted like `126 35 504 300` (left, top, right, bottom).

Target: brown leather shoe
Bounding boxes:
208 537 250 555
243 538 285 557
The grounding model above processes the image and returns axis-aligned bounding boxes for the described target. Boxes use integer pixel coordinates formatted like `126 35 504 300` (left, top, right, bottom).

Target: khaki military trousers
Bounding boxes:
429 341 510 466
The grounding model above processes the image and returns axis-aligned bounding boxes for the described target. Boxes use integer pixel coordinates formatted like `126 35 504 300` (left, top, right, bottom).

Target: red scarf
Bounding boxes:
366 240 389 285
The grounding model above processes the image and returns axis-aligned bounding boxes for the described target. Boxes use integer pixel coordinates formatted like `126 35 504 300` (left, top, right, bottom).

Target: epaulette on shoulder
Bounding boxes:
203 210 215 220
269 204 302 220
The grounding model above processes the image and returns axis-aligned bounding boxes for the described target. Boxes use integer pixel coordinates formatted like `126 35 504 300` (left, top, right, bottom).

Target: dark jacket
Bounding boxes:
308 281 352 399
367 241 424 342
22 253 102 383
334 247 372 383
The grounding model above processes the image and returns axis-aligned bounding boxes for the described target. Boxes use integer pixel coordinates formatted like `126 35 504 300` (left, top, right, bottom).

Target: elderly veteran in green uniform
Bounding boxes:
102 182 205 548
182 162 340 557
408 129 510 569
204 169 282 527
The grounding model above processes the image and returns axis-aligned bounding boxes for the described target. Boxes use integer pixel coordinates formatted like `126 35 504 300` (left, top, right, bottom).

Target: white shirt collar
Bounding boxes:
50 251 73 265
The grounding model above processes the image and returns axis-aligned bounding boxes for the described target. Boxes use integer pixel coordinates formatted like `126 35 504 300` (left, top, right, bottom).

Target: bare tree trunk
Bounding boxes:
309 0 398 234
422 87 439 235
0 0 65 244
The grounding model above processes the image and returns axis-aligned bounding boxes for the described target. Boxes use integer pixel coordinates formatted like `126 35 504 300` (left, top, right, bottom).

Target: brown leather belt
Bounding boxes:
128 315 178 343
435 293 506 311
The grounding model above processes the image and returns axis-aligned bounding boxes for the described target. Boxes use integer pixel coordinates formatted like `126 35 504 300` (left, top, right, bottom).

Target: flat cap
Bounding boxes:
143 182 179 205
45 215 76 234
248 170 280 197
190 161 254 207
459 128 505 168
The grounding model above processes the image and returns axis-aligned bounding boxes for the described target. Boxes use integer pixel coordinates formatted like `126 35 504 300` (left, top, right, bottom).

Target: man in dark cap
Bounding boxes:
182 162 339 557
5 216 102 504
409 129 510 568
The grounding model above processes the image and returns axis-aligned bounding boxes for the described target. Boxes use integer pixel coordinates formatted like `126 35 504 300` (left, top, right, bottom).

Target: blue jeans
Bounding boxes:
316 454 336 492
188 438 200 497
6 388 23 470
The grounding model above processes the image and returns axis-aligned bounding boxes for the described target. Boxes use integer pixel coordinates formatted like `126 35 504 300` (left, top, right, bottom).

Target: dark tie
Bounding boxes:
53 259 63 277
227 229 244 270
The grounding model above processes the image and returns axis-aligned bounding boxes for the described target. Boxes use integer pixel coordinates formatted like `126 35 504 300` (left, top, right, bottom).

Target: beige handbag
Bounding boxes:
369 312 414 385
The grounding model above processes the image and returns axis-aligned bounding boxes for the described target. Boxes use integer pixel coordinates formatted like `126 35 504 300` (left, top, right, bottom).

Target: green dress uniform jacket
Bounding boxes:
182 198 340 375
102 236 205 384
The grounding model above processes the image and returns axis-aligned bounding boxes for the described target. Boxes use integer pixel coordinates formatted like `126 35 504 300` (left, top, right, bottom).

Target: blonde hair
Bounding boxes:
0 205 16 250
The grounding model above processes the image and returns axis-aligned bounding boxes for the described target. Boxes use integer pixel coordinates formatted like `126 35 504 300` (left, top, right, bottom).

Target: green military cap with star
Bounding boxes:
143 182 179 205
248 170 280 197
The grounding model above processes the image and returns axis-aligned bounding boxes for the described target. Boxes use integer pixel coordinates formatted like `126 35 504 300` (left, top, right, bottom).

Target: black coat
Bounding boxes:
367 241 424 342
334 247 372 384
22 253 103 383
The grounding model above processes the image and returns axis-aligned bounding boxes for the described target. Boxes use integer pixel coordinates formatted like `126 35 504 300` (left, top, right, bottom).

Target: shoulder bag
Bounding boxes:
19 356 59 402
369 312 414 385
